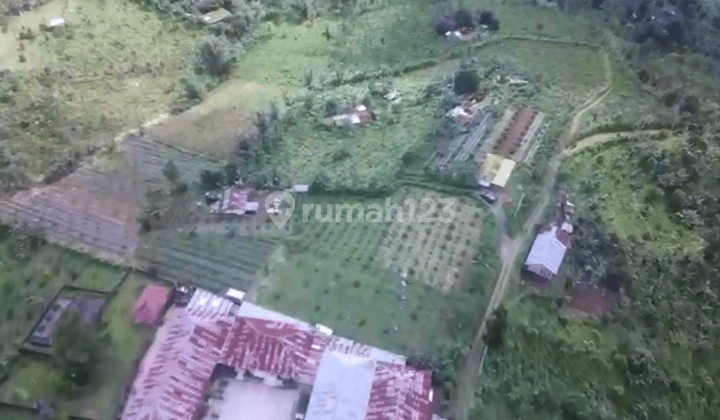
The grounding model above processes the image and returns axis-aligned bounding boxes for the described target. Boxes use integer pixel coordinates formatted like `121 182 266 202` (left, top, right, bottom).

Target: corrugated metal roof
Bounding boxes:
305 352 376 420
134 285 171 325
525 226 568 275
122 292 432 420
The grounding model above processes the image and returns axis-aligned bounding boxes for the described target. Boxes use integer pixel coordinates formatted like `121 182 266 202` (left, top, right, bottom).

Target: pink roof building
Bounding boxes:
133 285 171 326
122 302 435 420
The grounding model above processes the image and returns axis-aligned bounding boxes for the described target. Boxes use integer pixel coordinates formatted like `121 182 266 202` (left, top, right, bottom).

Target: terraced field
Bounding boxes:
136 230 280 292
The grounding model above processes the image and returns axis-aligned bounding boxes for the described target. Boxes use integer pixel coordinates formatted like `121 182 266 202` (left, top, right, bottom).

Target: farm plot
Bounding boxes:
253 194 481 355
122 135 225 188
0 178 142 265
378 188 484 293
136 230 280 292
0 228 123 363
426 112 494 174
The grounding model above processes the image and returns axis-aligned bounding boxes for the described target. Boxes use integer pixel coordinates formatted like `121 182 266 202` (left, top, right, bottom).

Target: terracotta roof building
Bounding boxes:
133 285 171 325
121 293 433 420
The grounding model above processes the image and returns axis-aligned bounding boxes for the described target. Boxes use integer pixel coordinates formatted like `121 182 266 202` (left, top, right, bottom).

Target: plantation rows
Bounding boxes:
379 189 484 292
122 135 224 185
427 113 494 172
136 231 280 292
0 195 140 264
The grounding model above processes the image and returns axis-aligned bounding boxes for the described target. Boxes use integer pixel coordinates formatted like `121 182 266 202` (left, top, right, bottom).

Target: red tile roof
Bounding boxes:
122 312 328 420
366 362 433 420
134 285 171 325
122 304 433 420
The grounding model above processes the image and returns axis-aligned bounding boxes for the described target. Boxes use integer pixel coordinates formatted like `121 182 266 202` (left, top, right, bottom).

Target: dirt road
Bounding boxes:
450 47 614 420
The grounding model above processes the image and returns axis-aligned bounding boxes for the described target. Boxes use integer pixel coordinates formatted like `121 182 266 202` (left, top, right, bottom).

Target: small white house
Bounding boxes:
525 226 568 281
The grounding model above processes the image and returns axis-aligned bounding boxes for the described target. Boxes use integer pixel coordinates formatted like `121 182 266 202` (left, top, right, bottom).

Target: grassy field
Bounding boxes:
475 40 607 114
30 0 198 70
0 272 153 420
0 228 124 360
561 138 704 255
269 79 439 190
253 191 493 355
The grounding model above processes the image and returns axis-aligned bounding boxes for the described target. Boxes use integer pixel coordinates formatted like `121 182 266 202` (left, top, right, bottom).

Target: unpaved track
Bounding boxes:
451 44 613 420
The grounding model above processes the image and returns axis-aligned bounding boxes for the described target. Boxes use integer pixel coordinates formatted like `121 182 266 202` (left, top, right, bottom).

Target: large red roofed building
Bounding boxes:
133 285 171 326
121 295 434 420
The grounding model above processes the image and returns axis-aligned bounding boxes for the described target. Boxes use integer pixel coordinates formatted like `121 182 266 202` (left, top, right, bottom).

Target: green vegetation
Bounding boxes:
269 78 440 191
561 139 704 255
0 227 123 367
475 40 606 113
255 192 497 357
33 0 199 70
0 273 151 420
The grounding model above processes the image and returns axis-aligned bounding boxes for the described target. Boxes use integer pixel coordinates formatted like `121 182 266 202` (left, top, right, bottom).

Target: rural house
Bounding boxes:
524 223 573 281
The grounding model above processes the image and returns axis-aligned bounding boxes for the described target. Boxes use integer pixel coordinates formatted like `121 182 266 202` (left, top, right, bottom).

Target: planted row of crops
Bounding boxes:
426 113 494 174
136 230 280 292
122 135 224 186
0 183 141 264
379 188 484 293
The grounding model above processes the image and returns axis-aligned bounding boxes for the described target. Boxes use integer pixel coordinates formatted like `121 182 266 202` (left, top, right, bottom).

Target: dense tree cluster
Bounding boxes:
434 9 499 36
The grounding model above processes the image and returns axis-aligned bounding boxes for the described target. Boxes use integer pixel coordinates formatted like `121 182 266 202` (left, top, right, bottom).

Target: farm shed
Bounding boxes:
479 153 516 188
524 225 569 281
201 8 232 25
219 187 249 215
133 285 171 325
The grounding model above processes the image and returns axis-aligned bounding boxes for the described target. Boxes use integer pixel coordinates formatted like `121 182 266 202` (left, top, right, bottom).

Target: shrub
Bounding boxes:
194 35 237 78
454 10 474 29
454 69 480 95
435 16 455 36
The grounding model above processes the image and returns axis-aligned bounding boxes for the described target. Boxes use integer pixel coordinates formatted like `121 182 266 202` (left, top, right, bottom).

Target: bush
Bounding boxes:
454 69 480 95
194 34 237 78
454 10 474 29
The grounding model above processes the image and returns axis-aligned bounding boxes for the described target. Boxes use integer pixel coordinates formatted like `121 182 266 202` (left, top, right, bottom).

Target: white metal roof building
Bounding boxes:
524 226 568 280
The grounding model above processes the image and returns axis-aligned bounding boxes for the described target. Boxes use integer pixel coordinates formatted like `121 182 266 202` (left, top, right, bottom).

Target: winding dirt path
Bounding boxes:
450 42 614 420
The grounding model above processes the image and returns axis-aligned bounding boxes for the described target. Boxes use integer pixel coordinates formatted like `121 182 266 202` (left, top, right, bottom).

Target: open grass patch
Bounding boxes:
32 0 199 70
476 40 606 113
562 141 704 255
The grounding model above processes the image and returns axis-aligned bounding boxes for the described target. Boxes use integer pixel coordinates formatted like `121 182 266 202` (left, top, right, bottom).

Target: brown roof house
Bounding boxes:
133 285 171 326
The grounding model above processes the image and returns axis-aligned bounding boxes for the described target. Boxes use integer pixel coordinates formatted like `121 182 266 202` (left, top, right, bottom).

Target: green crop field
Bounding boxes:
253 191 492 355
562 139 704 255
0 272 154 420
0 228 124 360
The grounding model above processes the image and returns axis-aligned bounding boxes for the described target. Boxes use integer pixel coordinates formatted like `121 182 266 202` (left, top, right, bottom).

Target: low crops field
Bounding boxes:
0 273 154 420
561 138 704 255
136 230 281 292
253 190 491 355
379 188 485 292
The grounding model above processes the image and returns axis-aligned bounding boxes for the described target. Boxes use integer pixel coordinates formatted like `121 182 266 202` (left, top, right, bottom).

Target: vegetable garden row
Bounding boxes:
136 231 280 292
